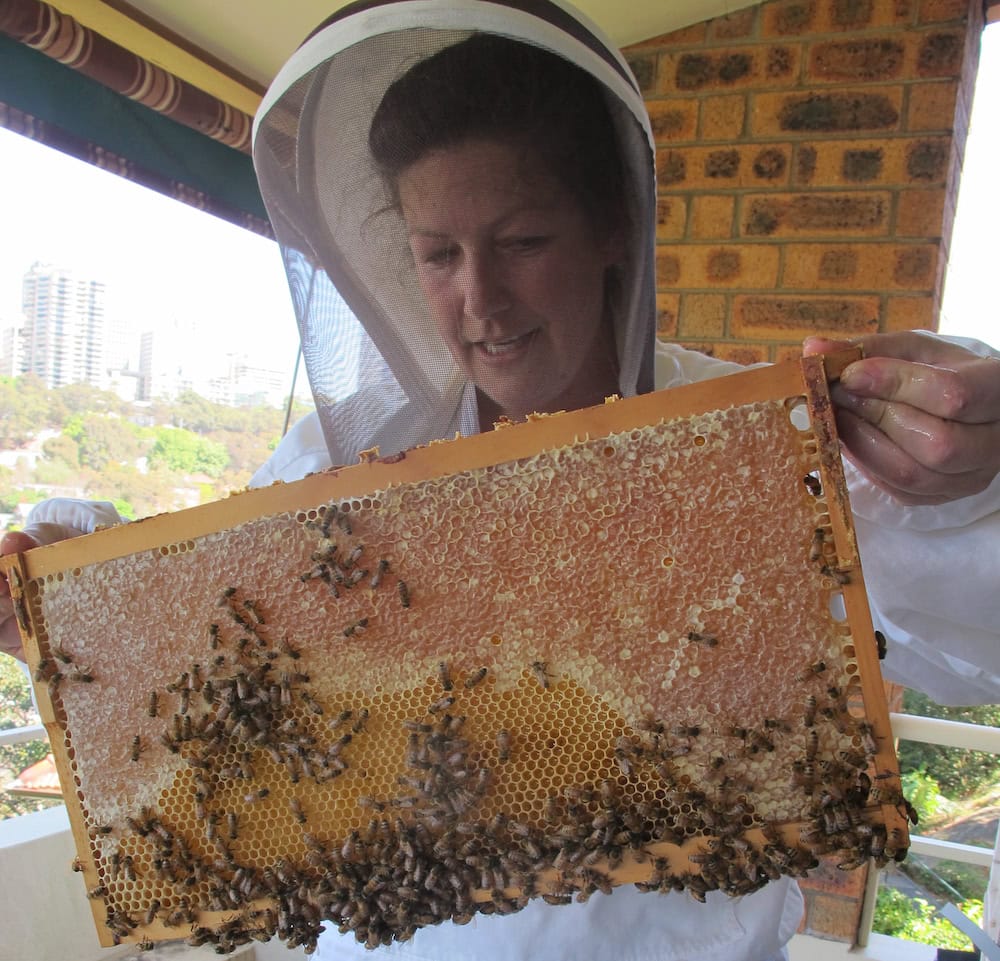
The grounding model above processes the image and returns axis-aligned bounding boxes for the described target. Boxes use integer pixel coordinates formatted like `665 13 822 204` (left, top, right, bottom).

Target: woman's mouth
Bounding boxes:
478 331 536 357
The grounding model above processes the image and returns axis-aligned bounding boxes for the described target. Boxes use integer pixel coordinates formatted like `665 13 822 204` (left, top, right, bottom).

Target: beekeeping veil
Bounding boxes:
253 0 656 464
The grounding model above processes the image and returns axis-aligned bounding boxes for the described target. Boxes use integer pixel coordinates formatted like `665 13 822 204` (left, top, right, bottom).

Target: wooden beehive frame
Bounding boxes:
3 350 910 952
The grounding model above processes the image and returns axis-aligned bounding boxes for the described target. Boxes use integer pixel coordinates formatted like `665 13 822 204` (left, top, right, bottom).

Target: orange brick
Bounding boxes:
658 243 781 288
679 293 727 337
709 7 759 39
656 143 792 191
733 293 880 338
783 242 939 289
775 342 810 363
740 192 892 238
713 342 768 365
690 195 736 239
798 136 951 187
919 0 970 21
656 247 682 287
656 291 680 336
751 87 904 137
645 99 699 142
895 187 947 237
806 35 908 83
699 94 748 140
907 80 959 130
656 195 688 240
634 22 706 49
804 893 862 941
886 294 937 330
762 0 911 36
657 44 801 95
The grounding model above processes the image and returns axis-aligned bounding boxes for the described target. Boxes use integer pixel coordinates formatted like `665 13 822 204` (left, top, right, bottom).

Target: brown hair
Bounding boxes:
368 33 626 237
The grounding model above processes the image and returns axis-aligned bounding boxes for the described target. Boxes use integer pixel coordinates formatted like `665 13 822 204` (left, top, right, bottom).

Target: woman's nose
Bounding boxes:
460 251 510 324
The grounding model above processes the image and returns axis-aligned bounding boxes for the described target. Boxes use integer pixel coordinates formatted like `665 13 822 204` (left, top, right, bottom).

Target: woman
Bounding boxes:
2 0 999 957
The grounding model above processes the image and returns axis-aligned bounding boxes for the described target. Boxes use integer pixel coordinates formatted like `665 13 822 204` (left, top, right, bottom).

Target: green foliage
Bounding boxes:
0 374 53 446
873 887 980 950
899 690 1000 799
0 655 58 820
42 432 80 468
900 768 942 824
148 426 229 478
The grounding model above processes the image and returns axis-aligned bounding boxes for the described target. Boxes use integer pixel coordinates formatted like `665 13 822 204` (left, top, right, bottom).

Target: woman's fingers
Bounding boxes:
803 332 1000 504
1 531 39 662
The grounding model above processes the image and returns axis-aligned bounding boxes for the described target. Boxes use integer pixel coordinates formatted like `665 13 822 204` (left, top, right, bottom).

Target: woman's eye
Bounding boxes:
502 236 547 253
419 246 456 267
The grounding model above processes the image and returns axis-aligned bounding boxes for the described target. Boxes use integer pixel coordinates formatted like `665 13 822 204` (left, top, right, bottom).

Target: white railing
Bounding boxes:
0 723 45 747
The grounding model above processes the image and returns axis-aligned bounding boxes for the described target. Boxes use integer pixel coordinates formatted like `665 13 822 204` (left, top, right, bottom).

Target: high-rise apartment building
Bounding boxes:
20 262 109 389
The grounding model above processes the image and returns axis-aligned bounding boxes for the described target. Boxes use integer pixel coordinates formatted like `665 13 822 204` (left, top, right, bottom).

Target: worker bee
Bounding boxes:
129 735 143 762
87 885 108 900
289 798 307 824
874 630 887 660
398 580 411 608
530 660 550 689
496 729 512 762
803 473 822 497
352 708 370 734
797 661 826 682
33 659 51 681
227 812 238 840
672 724 701 738
820 564 851 585
68 667 94 683
300 691 324 715
429 695 455 714
278 636 300 660
245 788 270 803
809 528 826 563
370 558 389 589
464 667 488 689
803 695 817 727
146 690 159 718
70 857 84 872
343 617 369 637
686 631 718 648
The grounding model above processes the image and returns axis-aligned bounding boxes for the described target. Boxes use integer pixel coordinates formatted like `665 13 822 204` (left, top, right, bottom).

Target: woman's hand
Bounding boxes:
1 532 39 662
804 332 1000 506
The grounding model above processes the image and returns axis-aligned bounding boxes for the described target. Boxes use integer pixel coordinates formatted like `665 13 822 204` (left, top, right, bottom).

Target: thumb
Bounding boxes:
1 532 39 556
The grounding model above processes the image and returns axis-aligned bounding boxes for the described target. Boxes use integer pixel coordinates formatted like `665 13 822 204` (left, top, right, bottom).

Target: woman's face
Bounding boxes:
397 139 623 423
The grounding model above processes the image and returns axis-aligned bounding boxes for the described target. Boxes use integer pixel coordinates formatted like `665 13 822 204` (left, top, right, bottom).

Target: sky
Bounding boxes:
0 23 995 379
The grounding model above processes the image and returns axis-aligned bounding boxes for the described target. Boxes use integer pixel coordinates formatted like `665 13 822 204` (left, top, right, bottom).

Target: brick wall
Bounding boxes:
624 0 985 366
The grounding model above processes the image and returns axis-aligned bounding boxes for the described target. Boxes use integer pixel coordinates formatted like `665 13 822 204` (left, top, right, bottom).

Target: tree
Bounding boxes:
75 414 144 472
42 433 80 469
147 427 229 478
0 374 51 447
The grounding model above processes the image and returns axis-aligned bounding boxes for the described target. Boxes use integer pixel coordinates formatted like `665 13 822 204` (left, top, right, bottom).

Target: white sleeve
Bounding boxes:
249 410 334 487
22 497 124 546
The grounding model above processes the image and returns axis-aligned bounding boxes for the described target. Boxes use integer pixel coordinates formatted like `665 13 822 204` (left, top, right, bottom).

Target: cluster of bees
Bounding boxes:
50 497 910 954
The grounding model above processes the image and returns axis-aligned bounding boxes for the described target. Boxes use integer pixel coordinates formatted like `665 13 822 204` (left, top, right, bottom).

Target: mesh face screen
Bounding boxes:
7 357 911 953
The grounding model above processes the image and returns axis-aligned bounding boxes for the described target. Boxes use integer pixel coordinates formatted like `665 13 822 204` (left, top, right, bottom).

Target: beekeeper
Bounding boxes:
2 1 999 958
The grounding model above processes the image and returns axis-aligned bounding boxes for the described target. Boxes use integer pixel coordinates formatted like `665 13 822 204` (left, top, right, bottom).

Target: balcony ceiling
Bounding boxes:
114 0 761 91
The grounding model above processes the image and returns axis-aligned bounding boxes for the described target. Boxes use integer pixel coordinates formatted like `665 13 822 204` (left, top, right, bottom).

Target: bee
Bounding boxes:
146 690 159 718
398 580 411 608
245 788 270 803
370 559 389 589
227 812 239 840
352 708 370 734
46 671 64 695
686 632 718 648
179 687 191 715
798 661 826 682
857 721 879 755
803 695 817 727
33 659 51 681
809 527 826 563
121 855 136 881
530 661 550 689
87 885 108 900
90 824 113 837
137 937 154 953
329 709 353 730
496 729 512 762
358 796 386 811
243 599 265 625
68 666 94 683
129 735 143 762
300 692 324 715
208 623 220 649
278 636 300 660
71 857 84 872
143 900 161 926
874 630 887 660
805 729 819 761
803 473 822 497
672 724 701 738
820 564 851 585
464 667 488 689
289 798 307 824
343 617 369 637
429 695 455 714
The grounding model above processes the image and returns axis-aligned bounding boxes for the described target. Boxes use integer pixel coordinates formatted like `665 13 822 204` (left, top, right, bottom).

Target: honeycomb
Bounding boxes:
4 353 911 954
